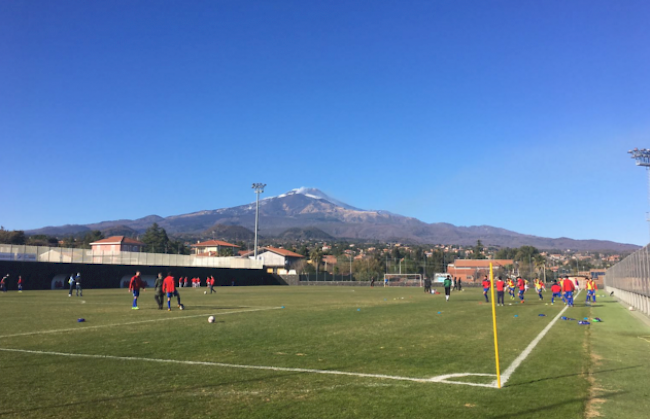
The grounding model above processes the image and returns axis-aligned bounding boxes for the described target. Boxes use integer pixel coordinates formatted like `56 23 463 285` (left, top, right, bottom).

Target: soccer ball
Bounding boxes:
204 291 207 295
179 304 184 310
208 316 215 323
629 306 634 311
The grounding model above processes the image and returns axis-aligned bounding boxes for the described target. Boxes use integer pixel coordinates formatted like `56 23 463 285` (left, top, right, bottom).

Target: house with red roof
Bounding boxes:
241 246 304 274
445 259 514 283
191 240 240 257
90 236 145 253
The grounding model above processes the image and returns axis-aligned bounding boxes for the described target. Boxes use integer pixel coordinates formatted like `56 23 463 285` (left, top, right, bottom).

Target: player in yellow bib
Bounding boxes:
534 278 544 301
585 278 596 305
507 278 516 300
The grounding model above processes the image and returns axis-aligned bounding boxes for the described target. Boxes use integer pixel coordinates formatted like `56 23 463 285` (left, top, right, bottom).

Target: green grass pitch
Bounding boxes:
0 285 648 418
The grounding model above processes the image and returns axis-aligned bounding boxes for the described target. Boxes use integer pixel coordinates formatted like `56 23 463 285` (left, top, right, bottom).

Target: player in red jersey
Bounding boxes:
562 276 576 307
128 271 145 310
481 275 491 303
516 277 526 303
162 272 183 311
495 276 505 306
550 280 562 305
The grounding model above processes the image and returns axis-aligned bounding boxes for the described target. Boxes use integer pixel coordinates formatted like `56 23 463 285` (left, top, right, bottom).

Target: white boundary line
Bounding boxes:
0 307 281 339
0 294 581 389
496 290 581 387
0 347 497 387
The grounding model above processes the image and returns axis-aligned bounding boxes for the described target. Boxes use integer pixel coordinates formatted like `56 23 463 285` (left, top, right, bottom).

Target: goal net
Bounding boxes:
383 274 422 287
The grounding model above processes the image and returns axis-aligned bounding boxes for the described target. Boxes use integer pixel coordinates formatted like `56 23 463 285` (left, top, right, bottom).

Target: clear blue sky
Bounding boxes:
1 0 649 246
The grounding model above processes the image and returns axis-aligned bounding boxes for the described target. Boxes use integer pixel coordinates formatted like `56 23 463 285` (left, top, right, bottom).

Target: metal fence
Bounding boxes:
299 273 356 282
605 244 650 316
0 244 263 270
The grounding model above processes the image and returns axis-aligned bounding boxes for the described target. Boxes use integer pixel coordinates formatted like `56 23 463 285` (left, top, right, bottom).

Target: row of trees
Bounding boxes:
294 242 600 282
294 245 464 281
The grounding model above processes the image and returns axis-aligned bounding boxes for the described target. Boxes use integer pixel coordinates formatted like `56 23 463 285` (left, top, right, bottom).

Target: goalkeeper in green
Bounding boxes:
443 275 452 302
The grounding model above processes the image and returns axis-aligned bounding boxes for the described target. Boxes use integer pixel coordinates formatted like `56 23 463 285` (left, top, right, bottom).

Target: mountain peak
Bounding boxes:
274 187 361 210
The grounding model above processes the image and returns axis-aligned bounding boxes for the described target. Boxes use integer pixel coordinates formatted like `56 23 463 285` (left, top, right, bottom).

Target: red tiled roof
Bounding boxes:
240 247 304 258
191 240 240 248
90 236 145 246
451 259 513 268
264 247 304 258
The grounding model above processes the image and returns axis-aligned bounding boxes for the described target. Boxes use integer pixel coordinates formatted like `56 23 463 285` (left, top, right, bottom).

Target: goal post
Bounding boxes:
383 274 423 287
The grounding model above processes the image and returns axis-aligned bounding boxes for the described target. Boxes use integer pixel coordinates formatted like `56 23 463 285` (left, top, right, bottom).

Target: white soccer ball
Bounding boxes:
204 291 207 294
208 316 215 323
629 306 634 311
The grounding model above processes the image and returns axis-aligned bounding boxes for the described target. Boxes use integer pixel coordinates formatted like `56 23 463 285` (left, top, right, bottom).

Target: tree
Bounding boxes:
141 223 170 253
79 230 104 249
26 234 59 246
352 257 383 281
471 240 486 259
310 247 323 272
0 228 26 245
61 235 77 248
495 247 517 260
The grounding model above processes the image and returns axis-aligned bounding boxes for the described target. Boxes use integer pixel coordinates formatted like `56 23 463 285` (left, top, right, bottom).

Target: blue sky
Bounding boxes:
1 0 649 246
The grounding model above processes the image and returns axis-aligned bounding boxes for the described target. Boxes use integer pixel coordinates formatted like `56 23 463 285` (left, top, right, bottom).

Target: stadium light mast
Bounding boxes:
252 183 266 259
628 148 650 240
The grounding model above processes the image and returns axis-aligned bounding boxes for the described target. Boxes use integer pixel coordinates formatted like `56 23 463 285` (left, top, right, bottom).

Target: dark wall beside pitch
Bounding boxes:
0 261 285 290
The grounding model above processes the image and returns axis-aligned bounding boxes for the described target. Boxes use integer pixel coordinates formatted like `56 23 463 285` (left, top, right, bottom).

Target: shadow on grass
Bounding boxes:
176 306 259 311
0 370 309 416
505 365 641 388
488 390 627 419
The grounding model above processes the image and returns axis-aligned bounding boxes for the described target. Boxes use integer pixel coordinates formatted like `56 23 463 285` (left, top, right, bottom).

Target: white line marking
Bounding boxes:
497 290 581 387
0 307 281 339
0 347 497 387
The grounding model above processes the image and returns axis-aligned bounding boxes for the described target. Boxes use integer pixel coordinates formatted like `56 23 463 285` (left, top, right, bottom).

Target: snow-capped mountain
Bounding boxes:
26 188 639 251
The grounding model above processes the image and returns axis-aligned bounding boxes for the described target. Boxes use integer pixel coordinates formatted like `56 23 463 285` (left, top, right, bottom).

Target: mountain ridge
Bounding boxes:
25 187 639 252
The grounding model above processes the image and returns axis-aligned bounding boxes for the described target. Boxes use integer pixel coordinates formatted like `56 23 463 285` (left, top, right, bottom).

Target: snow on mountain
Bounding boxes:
267 187 363 211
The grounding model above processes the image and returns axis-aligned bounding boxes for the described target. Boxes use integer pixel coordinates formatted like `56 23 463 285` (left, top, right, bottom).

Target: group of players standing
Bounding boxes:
128 272 217 311
479 275 598 307
1 274 24 293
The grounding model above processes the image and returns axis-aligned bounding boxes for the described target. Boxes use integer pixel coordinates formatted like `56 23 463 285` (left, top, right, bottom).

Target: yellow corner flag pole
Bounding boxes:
490 263 502 388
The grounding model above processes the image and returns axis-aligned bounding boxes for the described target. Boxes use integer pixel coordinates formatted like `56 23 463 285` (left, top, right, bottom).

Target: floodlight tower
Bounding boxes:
252 183 266 259
628 148 650 239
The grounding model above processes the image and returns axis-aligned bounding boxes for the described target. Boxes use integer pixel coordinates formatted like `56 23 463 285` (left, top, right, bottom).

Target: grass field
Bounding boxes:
0 285 648 418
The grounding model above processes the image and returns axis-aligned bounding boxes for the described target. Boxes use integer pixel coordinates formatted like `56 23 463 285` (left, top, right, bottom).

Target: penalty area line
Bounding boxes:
497 290 581 387
0 347 498 388
0 307 282 339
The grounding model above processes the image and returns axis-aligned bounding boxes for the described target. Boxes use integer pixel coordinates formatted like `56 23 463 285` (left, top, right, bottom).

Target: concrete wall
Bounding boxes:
606 286 650 317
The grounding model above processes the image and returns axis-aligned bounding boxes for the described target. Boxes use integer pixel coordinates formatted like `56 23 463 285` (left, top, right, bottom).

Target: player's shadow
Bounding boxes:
488 390 627 419
183 306 252 310
505 365 640 388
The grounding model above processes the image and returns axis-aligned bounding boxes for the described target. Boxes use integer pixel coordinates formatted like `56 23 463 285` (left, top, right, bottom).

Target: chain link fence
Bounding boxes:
0 244 263 270
605 244 650 316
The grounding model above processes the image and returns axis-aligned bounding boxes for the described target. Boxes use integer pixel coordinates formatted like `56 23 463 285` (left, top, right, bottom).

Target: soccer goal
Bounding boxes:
383 274 422 287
